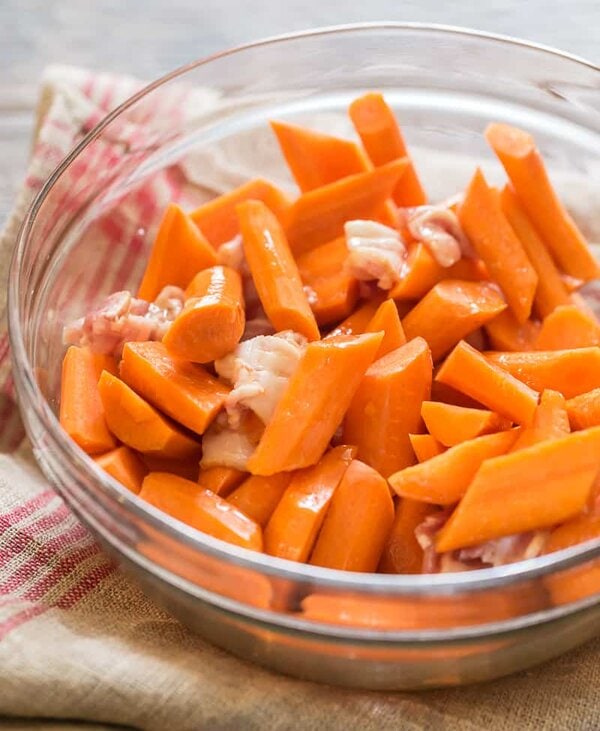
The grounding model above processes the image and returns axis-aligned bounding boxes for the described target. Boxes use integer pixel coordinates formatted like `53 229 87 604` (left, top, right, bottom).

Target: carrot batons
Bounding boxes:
365 298 406 358
535 305 600 350
458 168 538 323
379 499 437 573
120 341 229 435
421 401 511 447
137 203 217 301
485 123 600 282
310 460 395 572
248 333 382 475
545 513 600 555
198 466 247 497
408 433 446 462
344 337 432 477
326 297 383 338
349 92 427 206
510 389 570 451
237 199 319 340
402 280 506 361
94 446 147 494
567 389 600 430
140 472 263 551
388 430 519 505
264 445 355 562
485 309 540 352
59 346 117 455
227 473 291 527
436 427 600 552
436 341 539 425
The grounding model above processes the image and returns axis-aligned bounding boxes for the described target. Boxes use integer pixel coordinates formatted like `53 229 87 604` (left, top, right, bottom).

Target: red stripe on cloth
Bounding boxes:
0 489 56 528
0 333 10 363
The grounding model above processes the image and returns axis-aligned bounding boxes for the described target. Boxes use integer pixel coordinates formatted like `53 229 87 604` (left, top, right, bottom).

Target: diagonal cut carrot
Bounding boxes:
325 297 384 338
94 446 147 494
509 389 570 451
534 305 600 350
485 309 540 352
227 473 292 527
198 466 247 497
545 513 600 555
408 433 446 462
567 388 600 430
421 401 511 447
365 298 406 358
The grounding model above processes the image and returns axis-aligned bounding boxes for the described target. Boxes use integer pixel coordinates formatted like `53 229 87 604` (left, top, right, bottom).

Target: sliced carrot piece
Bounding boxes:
198 466 247 497
59 346 117 455
436 427 600 552
120 341 229 435
485 123 600 282
510 389 570 451
388 430 519 505
137 203 217 301
140 472 263 551
325 297 383 338
189 178 291 248
458 168 538 323
485 309 540 352
436 341 539 425
248 333 382 475
284 159 408 254
545 513 600 555
309 460 395 572
430 380 484 410
263 445 355 562
421 401 511 447
349 92 427 206
535 304 600 350
227 473 292 527
567 388 600 430
141 454 199 482
402 280 506 361
379 499 438 573
365 298 406 358
237 199 319 340
486 347 600 399
408 433 446 462
94 446 147 494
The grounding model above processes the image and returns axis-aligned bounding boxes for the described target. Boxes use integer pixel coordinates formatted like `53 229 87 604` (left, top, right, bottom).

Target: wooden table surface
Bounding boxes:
1 0 598 223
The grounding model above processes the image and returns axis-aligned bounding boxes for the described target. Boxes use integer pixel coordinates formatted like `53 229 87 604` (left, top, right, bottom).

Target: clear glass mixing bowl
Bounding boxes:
8 24 600 690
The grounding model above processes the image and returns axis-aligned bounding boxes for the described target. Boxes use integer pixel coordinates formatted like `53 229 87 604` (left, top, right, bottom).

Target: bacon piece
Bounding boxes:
344 220 406 290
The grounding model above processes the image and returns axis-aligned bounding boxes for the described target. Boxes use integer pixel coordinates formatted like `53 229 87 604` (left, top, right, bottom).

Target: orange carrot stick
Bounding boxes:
408 433 446 462
237 199 319 340
365 298 406 358
430 380 484 410
349 92 427 206
59 346 117 455
309 460 395 572
120 341 229 435
567 388 600 430
325 297 384 338
436 341 539 425
388 429 519 505
421 401 511 447
509 389 569 451
436 427 600 552
227 473 292 527
484 309 540 352
137 203 217 301
189 178 291 248
485 123 600 282
458 168 538 323
534 305 600 351
263 445 355 562
162 265 245 362
344 337 433 477
379 499 438 573
94 446 148 494
198 466 247 496
402 280 506 361
544 513 600 555
248 333 382 475
140 472 263 551
141 454 200 482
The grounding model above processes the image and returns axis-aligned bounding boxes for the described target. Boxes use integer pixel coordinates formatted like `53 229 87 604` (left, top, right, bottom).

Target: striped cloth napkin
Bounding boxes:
1 65 600 731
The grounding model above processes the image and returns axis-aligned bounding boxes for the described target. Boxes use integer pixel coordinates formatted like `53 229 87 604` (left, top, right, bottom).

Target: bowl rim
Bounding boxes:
8 22 600 610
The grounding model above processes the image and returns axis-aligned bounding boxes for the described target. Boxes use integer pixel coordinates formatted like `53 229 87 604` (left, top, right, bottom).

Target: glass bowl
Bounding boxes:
8 23 600 690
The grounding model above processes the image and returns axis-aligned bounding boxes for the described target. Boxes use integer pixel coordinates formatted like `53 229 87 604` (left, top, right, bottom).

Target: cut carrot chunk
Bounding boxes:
137 203 217 301
264 445 355 562
408 433 446 462
120 341 229 435
248 333 382 475
141 454 199 481
94 446 147 494
436 428 600 552
436 341 539 425
430 380 483 410
545 513 600 555
485 309 540 352
458 168 538 323
227 473 292 527
189 179 291 248
198 466 247 497
237 199 319 340
567 389 600 430
365 298 406 358
379 499 438 573
388 430 519 505
325 297 383 338
140 472 263 551
421 401 511 447
344 337 433 477
485 123 600 282
510 389 569 451
535 305 600 350
59 346 117 455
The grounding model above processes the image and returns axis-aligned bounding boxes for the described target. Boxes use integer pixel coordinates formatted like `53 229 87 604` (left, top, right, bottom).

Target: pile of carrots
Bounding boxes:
59 91 600 576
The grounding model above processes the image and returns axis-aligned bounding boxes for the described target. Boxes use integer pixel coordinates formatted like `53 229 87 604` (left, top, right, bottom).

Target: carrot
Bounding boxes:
534 305 600 350
421 401 511 447
436 427 600 552
365 298 406 358
227 473 291 527
309 460 395 572
485 123 600 282
567 388 600 430
402 280 506 361
484 309 540 352
270 119 369 192
485 347 600 399
237 199 320 340
458 168 538 323
436 341 539 425
120 341 229 435
140 472 263 551
198 466 247 496
284 159 408 254
189 178 291 248
349 92 427 206
545 513 600 555
141 454 200 482
325 297 383 338
408 433 446 462
94 446 147 494
137 203 217 301
344 337 433 477
510 389 570 451
296 237 359 326
97 370 201 459
429 380 484 410
162 265 245 362
379 499 437 573
248 332 382 475
388 429 519 505
59 346 117 455
499 185 570 318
